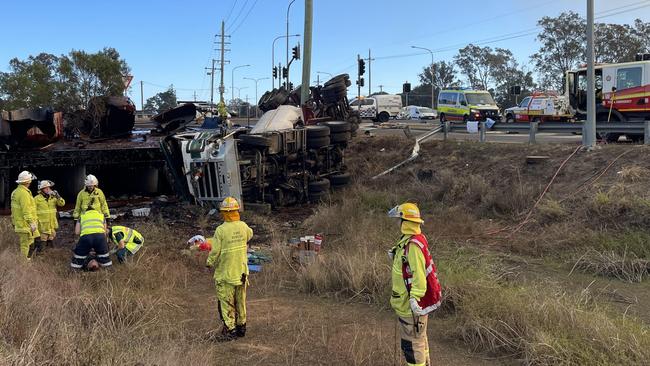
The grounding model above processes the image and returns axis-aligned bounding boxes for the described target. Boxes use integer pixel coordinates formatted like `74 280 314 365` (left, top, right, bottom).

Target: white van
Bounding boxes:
349 95 402 122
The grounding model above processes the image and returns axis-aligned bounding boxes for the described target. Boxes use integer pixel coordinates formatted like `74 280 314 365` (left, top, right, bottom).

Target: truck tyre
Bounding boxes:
306 125 330 138
330 132 351 143
239 134 272 147
378 112 390 123
308 190 329 203
323 74 349 87
322 121 350 133
329 172 351 186
308 178 330 193
505 114 515 123
307 136 331 149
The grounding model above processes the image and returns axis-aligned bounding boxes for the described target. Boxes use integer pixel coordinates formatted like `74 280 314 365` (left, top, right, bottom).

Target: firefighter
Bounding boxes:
206 197 253 341
73 174 109 221
11 171 40 259
107 226 144 263
70 207 112 270
388 203 442 366
34 180 65 251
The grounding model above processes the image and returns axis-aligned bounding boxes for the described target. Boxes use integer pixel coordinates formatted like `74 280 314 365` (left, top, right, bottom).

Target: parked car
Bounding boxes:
397 106 437 120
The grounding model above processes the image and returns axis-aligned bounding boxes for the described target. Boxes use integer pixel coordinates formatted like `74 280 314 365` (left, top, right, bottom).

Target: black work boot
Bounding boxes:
235 324 246 338
27 243 36 259
216 327 238 342
46 240 53 248
34 240 43 253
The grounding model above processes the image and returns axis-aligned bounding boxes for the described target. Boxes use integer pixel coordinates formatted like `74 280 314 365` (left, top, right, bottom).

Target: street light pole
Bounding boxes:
273 34 300 89
411 45 435 108
584 0 597 148
286 0 296 86
244 77 270 118
231 64 250 104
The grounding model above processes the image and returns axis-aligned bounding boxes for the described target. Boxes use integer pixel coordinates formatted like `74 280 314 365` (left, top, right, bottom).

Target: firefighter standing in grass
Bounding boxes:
11 171 40 259
206 197 253 341
34 180 65 251
388 203 442 366
73 174 109 221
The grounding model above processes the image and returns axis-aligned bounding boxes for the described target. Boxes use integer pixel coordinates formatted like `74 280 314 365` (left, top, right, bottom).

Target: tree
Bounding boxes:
0 48 129 112
493 60 536 107
530 12 585 91
144 86 177 114
418 61 459 91
455 45 513 90
595 23 644 64
633 19 650 53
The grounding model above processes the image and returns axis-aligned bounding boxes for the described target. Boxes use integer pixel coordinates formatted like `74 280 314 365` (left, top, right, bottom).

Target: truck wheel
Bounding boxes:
322 121 350 133
308 178 330 193
378 112 390 122
604 133 621 143
506 114 515 123
306 125 330 138
330 132 351 143
323 74 349 87
307 136 331 149
329 172 350 186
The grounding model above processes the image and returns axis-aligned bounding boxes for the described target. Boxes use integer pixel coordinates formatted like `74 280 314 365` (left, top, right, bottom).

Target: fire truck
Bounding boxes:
566 55 650 141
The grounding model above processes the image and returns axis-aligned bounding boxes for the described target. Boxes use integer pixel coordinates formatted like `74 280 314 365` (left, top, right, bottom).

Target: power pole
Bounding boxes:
140 80 144 118
245 95 250 127
205 59 216 107
366 49 375 96
217 20 231 105
193 91 198 102
300 0 313 106
583 0 596 148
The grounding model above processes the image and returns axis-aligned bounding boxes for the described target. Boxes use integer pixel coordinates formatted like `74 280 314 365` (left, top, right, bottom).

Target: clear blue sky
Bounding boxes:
2 0 648 106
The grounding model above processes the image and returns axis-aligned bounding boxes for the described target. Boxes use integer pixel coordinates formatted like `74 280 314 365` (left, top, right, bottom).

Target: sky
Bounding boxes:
2 0 649 107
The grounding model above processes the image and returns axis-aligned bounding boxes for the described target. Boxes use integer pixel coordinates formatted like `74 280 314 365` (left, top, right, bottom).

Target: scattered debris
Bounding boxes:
288 234 323 265
131 207 151 217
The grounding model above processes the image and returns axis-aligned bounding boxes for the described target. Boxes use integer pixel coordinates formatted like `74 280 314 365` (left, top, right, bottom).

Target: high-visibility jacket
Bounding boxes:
206 220 253 285
390 222 441 318
73 188 109 220
79 209 106 236
110 226 144 254
11 185 38 235
34 193 65 234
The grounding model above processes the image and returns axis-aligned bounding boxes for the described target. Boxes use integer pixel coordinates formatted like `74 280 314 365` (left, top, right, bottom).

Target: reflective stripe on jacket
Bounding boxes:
206 220 253 285
80 210 106 236
73 188 109 220
35 193 65 234
11 185 38 234
111 226 144 254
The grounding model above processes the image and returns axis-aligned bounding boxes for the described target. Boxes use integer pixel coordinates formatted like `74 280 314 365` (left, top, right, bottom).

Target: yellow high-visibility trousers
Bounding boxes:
216 282 247 331
17 232 35 258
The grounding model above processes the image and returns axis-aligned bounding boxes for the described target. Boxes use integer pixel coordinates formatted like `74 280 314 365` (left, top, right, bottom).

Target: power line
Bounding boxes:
226 0 250 33
224 0 239 26
229 0 260 35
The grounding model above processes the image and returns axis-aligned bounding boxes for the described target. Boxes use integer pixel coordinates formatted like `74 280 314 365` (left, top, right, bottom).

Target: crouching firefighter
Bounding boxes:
70 207 112 270
108 226 144 263
388 203 442 366
206 197 253 341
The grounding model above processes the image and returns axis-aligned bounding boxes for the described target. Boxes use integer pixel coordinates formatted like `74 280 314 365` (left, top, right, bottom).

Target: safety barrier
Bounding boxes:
441 121 650 144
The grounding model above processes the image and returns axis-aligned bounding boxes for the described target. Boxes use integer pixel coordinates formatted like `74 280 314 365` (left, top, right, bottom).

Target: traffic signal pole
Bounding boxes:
583 0 597 148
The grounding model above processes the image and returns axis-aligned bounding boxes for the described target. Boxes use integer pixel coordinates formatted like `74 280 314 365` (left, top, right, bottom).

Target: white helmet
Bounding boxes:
85 174 99 187
16 171 36 184
38 180 54 190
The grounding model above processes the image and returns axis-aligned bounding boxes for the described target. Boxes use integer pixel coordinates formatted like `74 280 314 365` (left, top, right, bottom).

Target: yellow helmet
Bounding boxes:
388 202 424 223
220 196 240 211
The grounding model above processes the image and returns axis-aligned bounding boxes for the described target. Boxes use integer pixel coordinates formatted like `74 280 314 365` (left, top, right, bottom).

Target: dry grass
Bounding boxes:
572 249 649 283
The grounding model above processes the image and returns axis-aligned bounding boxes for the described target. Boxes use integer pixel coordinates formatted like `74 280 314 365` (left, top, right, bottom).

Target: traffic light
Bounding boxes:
356 78 365 87
510 85 521 95
403 82 411 93
358 59 366 76
282 67 288 79
292 45 301 60
273 66 278 79
288 82 294 90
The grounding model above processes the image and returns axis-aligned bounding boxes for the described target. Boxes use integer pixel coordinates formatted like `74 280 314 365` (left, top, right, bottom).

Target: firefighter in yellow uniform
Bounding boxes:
73 174 109 221
11 171 40 259
388 203 442 366
206 197 253 341
34 180 65 251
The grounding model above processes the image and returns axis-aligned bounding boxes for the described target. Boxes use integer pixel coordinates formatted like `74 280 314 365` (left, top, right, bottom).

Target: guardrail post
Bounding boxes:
443 121 450 141
529 122 538 144
645 121 650 145
479 121 486 143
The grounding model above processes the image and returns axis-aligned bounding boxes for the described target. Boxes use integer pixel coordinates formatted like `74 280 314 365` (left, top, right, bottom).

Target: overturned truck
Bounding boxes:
162 74 357 209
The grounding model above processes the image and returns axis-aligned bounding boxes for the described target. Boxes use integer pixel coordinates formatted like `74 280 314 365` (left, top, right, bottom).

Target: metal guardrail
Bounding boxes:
441 120 650 144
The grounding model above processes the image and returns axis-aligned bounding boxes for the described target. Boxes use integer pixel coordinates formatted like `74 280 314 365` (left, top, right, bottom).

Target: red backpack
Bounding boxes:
402 233 442 314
